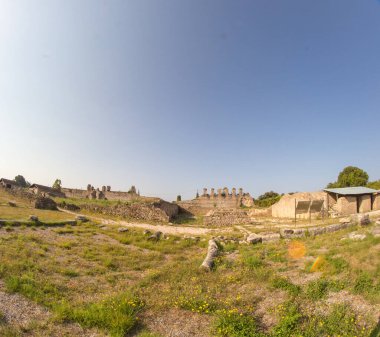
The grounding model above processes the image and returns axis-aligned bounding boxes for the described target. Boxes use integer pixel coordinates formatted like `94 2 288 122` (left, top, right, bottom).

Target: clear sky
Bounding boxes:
1 0 379 201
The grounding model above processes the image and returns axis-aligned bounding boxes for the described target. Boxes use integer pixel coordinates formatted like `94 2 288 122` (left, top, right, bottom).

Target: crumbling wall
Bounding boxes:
80 203 171 222
153 200 179 220
62 188 88 199
203 209 251 226
177 187 254 215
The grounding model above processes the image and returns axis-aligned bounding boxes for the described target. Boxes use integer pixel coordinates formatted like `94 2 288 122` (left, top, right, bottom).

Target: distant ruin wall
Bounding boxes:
177 187 253 215
104 191 136 201
62 188 138 201
62 188 88 199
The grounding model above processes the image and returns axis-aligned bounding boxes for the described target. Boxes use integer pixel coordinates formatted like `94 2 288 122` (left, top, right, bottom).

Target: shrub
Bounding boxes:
305 279 329 300
271 276 301 296
56 293 143 337
214 309 263 337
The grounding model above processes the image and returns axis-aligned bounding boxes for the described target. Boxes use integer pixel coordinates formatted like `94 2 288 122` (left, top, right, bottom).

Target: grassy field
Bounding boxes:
0 188 379 336
0 191 76 223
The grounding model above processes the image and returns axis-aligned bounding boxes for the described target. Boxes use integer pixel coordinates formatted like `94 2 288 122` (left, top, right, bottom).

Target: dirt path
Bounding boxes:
58 208 213 236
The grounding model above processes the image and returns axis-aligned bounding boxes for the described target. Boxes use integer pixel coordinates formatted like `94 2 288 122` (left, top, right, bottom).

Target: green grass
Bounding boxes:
55 293 143 337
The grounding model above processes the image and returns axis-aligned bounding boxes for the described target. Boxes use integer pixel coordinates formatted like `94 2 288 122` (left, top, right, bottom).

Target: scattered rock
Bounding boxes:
8 202 16 207
376 220 380 226
352 214 371 226
339 217 351 224
261 232 281 242
29 215 39 222
34 197 57 210
246 233 262 244
75 215 88 222
348 232 366 241
58 201 80 211
280 228 306 238
118 227 129 233
143 229 152 235
147 231 162 241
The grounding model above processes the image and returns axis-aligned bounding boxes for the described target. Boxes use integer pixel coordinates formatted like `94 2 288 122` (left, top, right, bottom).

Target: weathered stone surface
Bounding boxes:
280 228 306 238
118 227 129 232
8 202 16 207
261 232 281 242
34 197 57 210
75 215 88 222
348 232 366 241
339 217 351 224
376 220 380 226
352 214 371 226
148 231 162 241
29 215 38 222
203 209 251 226
58 201 80 211
143 230 151 235
246 233 262 244
80 202 171 223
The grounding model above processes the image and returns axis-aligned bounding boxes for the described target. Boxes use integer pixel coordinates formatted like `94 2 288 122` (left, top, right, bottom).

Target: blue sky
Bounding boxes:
1 0 379 200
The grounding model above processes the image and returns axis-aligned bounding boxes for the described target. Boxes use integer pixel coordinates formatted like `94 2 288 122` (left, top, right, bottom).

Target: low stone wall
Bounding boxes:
280 222 355 239
80 202 171 223
203 209 251 226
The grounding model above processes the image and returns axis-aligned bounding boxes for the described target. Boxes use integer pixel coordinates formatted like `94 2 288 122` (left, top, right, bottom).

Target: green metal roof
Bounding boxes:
324 187 379 195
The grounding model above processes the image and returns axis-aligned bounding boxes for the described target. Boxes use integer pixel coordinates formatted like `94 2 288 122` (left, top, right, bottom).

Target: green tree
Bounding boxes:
176 195 181 202
52 179 62 191
367 180 380 190
14 175 29 188
327 166 369 188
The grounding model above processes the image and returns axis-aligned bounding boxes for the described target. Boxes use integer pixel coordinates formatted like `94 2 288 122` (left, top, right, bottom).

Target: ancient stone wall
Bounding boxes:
62 188 88 199
336 196 357 215
177 187 254 215
79 202 171 222
203 209 251 226
271 191 326 219
358 195 372 213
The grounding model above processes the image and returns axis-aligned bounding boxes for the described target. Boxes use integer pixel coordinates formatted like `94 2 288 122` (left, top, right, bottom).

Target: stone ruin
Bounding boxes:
198 187 253 207
176 187 254 216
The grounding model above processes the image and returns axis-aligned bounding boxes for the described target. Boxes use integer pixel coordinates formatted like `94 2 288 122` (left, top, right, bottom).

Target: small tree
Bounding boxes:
14 175 29 188
327 166 369 188
176 195 182 202
367 180 380 190
52 179 62 191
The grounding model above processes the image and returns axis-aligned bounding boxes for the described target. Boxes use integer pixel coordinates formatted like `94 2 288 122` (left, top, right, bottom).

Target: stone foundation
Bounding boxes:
203 209 251 226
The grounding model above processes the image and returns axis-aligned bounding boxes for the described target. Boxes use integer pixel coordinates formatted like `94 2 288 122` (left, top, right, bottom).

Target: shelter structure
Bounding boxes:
324 187 379 215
